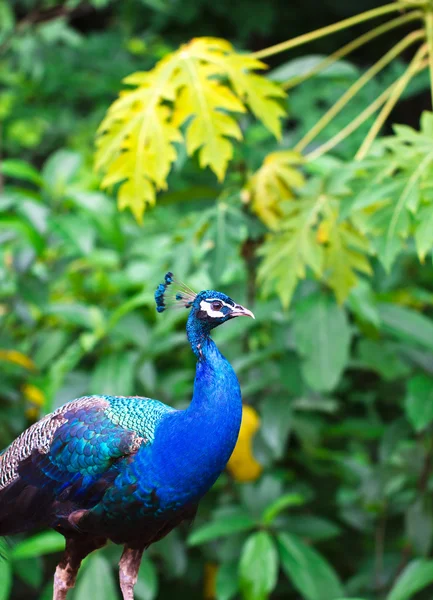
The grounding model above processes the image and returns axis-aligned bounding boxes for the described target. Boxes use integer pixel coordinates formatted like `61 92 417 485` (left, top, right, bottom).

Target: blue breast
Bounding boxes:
103 340 242 518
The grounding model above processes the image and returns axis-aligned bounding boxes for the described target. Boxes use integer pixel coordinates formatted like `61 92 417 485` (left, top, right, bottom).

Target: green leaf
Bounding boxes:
0 0 15 42
75 554 119 600
323 218 372 304
347 113 433 271
293 294 351 392
357 339 409 381
258 196 324 308
406 497 433 556
269 55 359 83
239 531 278 600
347 280 380 327
50 214 96 255
381 151 433 271
387 559 433 600
44 303 100 329
277 532 343 600
11 531 64 560
0 159 43 186
39 582 54 600
283 515 341 542
259 395 292 459
404 374 433 432
188 511 256 546
0 215 45 254
13 557 44 589
415 203 433 262
135 557 158 600
91 351 137 396
42 149 82 199
262 493 305 525
216 562 239 600
0 540 11 600
378 304 433 351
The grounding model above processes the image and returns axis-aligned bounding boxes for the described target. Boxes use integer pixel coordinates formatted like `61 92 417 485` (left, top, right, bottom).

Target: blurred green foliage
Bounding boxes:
4 1 433 599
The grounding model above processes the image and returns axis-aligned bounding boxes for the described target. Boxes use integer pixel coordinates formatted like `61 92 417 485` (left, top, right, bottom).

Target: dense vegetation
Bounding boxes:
4 1 433 599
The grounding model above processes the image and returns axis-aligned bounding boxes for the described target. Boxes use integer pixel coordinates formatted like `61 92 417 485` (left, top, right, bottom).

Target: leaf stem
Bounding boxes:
252 2 414 60
294 30 425 153
283 11 423 90
356 42 428 159
424 10 433 106
305 58 428 161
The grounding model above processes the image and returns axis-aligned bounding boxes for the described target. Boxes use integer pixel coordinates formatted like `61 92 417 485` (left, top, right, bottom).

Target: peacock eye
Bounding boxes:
211 301 223 311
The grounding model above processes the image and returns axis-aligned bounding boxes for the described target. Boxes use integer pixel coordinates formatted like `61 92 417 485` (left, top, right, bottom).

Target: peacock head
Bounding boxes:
155 272 254 332
192 289 255 328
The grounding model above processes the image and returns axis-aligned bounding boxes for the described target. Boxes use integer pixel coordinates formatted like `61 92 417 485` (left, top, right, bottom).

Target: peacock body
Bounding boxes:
0 274 254 599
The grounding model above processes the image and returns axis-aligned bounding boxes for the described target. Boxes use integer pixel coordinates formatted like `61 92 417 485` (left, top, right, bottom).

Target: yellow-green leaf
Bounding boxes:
95 36 287 221
246 150 305 229
258 196 325 308
324 214 372 304
172 61 245 180
0 349 35 370
258 187 372 307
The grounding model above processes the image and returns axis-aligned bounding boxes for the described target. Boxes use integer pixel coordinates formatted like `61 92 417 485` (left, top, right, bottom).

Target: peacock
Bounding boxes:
0 273 254 599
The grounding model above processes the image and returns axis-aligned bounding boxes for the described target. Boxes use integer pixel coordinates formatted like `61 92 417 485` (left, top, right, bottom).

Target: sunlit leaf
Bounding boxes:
349 112 433 271
404 374 433 432
96 37 286 221
239 531 278 600
258 174 370 307
12 531 64 560
216 562 238 600
188 511 256 546
406 497 433 556
245 150 305 229
258 195 324 308
135 557 158 600
1 159 43 186
75 554 118 600
387 559 433 600
0 539 11 600
277 532 343 600
293 294 351 392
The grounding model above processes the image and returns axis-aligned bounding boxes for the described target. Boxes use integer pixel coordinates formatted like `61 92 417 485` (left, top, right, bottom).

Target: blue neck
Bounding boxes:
186 311 213 360
151 323 242 508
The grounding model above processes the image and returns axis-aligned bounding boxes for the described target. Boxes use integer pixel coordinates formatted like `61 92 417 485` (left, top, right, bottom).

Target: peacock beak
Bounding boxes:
231 304 255 319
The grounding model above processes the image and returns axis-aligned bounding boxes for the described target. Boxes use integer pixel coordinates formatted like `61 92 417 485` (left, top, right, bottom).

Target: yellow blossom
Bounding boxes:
204 562 218 599
227 405 262 482
0 349 35 370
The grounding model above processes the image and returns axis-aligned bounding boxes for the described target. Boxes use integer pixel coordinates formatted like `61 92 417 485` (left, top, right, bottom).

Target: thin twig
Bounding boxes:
356 42 428 159
283 11 423 90
305 58 428 161
252 2 413 60
424 10 433 106
294 30 425 153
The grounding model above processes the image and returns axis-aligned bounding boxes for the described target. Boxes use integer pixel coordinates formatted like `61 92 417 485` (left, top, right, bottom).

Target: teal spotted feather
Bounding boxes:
0 274 255 600
104 396 173 442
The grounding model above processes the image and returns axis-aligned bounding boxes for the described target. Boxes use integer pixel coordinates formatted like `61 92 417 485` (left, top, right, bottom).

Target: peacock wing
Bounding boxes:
0 395 149 535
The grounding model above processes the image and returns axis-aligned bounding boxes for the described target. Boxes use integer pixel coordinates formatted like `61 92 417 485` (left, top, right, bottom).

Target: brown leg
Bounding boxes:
53 536 106 600
119 545 144 600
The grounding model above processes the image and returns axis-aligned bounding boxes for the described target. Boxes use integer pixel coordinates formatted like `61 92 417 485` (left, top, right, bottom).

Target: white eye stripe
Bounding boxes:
200 299 230 318
207 298 233 309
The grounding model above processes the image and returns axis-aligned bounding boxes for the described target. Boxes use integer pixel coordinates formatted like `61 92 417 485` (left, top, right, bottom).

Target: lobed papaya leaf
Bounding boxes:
95 37 286 222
